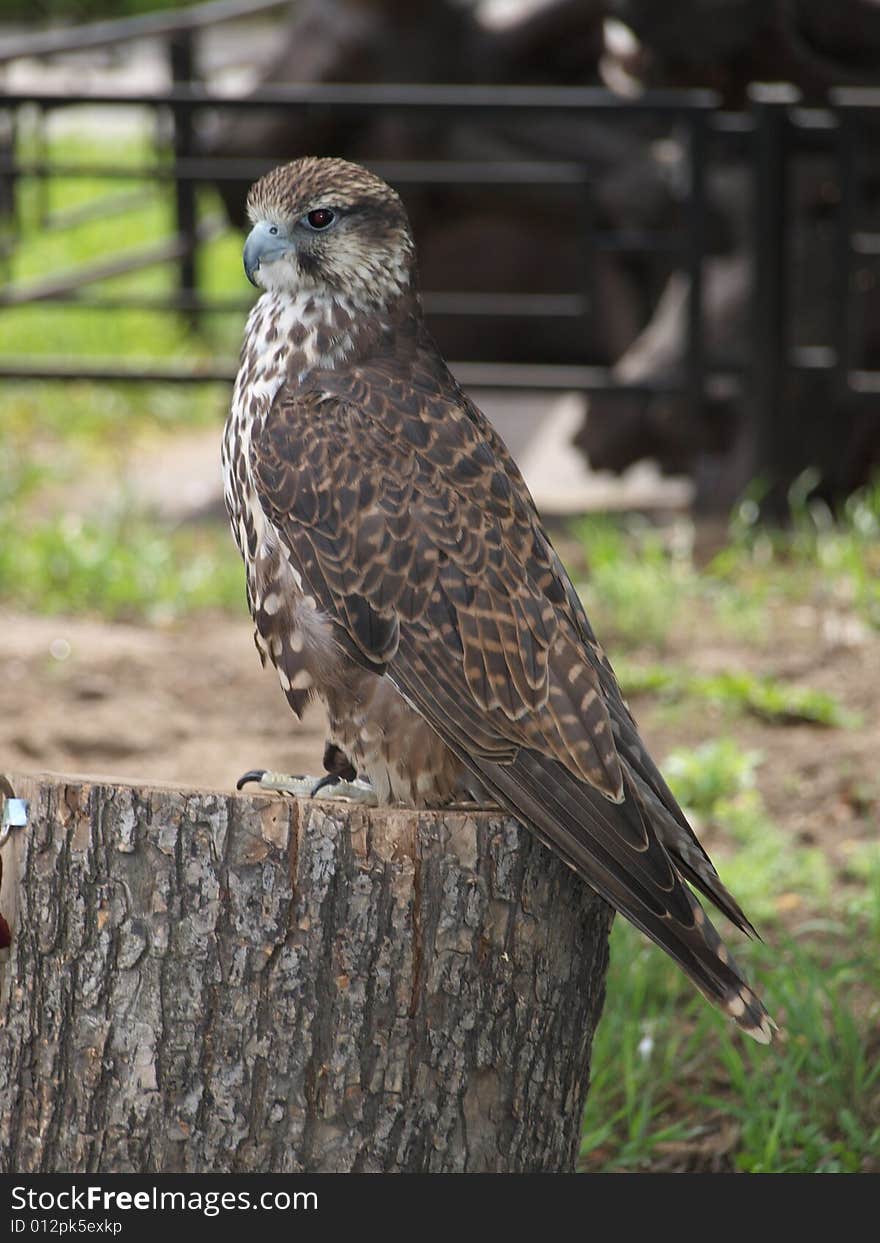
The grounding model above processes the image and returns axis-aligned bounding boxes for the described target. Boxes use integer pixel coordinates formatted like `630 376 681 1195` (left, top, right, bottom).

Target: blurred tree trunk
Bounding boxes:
0 774 611 1174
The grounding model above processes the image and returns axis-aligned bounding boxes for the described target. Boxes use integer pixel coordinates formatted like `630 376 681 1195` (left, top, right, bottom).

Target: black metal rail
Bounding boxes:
0 10 878 500
0 77 720 401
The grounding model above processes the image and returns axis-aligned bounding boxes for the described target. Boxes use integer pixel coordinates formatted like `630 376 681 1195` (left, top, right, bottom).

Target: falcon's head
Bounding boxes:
243 157 416 308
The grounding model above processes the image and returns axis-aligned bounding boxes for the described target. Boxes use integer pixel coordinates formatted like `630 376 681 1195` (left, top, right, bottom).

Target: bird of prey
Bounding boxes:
223 156 775 1043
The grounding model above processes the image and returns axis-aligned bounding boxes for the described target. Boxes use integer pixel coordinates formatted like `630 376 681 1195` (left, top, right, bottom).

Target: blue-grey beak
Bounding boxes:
243 221 292 287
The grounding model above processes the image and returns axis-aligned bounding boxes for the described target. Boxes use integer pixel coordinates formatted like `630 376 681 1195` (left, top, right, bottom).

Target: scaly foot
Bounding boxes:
235 769 378 806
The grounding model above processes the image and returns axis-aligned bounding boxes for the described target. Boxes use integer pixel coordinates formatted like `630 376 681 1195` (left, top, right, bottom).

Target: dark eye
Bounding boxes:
306 208 335 230
268 225 279 236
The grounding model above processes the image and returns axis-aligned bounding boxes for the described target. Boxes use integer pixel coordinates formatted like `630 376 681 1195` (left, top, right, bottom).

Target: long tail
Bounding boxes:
479 751 776 1043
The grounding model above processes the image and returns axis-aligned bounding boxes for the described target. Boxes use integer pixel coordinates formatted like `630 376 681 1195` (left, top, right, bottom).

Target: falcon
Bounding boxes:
222 156 775 1043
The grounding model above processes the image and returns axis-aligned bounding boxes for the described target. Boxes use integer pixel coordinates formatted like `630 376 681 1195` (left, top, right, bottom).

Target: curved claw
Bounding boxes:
235 770 376 803
236 769 267 791
310 774 340 798
310 777 378 806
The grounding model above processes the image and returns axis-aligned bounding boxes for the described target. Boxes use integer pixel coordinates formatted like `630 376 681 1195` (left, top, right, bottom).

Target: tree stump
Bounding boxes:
0 774 612 1174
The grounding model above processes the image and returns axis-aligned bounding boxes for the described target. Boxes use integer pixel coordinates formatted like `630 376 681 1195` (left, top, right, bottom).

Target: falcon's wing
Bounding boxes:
251 352 771 1040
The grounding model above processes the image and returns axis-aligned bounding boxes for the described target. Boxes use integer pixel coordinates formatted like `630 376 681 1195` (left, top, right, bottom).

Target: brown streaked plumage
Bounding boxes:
222 155 775 1043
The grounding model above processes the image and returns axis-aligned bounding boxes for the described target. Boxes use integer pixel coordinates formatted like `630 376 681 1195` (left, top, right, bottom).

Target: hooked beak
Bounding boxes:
243 220 292 287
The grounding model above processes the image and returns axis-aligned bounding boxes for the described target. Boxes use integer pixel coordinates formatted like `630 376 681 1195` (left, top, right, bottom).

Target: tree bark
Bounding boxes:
0 773 611 1174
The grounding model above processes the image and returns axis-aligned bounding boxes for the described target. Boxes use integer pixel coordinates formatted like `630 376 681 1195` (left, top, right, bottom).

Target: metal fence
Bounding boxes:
1 1 878 504
751 84 880 498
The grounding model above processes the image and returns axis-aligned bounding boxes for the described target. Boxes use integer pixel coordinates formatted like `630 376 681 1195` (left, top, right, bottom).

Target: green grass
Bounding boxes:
0 130 249 623
581 737 880 1173
573 473 880 651
570 515 703 649
2 381 230 453
2 131 246 499
583 932 880 1172
711 471 880 631
615 661 854 727
572 491 880 1171
4 131 248 372
0 500 245 623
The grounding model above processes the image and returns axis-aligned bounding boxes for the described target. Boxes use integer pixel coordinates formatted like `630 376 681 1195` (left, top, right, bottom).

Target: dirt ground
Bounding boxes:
1 591 877 877
0 608 325 794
